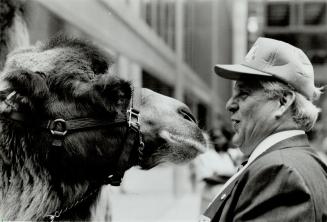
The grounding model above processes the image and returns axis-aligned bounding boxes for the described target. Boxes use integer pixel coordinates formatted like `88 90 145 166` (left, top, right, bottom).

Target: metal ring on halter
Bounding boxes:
49 119 68 136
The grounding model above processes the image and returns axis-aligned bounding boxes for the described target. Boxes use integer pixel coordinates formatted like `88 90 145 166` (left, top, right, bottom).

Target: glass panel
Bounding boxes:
142 70 174 97
266 3 290 27
145 1 152 27
303 2 327 25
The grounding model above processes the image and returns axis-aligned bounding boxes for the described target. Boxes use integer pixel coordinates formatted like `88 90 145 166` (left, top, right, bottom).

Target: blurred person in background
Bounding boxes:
195 120 242 212
200 37 327 222
307 120 327 164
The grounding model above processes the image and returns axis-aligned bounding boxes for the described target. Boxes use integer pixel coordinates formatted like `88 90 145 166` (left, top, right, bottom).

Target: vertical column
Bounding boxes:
117 55 130 80
172 0 185 198
232 0 248 63
210 0 219 120
129 62 142 89
117 55 142 106
151 0 158 32
129 62 142 107
190 1 195 68
159 1 166 41
128 0 146 106
167 1 174 48
231 0 248 98
174 0 184 101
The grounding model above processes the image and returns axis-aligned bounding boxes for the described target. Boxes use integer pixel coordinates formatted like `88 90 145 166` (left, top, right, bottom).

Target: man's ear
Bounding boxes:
275 91 295 119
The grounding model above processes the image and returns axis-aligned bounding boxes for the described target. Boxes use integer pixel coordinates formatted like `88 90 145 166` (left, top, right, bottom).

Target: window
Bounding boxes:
140 0 176 51
142 70 174 97
303 2 327 25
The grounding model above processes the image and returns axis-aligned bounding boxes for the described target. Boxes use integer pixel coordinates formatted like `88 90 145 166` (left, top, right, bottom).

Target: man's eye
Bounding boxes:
238 92 249 99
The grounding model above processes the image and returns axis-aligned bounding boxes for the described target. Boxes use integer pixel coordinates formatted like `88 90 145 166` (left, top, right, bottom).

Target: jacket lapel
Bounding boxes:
201 176 240 221
200 134 310 222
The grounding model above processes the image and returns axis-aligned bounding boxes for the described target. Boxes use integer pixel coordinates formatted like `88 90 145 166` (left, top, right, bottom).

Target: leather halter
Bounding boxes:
1 93 144 185
0 91 144 221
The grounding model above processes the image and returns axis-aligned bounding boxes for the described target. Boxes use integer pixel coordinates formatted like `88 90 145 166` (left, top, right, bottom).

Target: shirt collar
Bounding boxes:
248 130 305 163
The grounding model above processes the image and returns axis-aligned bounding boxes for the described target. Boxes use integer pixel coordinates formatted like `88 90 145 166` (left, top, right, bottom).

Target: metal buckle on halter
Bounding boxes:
127 108 140 132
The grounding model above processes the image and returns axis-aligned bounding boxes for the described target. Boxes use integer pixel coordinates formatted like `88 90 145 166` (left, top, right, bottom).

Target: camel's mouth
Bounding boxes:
137 128 207 170
159 129 207 153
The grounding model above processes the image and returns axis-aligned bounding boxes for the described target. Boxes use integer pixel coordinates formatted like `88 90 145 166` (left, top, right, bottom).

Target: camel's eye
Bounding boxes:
178 107 197 123
35 71 46 79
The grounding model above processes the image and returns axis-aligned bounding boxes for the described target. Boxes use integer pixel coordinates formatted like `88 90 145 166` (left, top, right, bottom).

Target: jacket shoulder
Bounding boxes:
231 146 327 221
247 146 325 176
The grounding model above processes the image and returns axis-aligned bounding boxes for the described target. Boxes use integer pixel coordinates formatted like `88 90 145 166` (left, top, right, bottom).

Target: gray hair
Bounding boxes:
259 80 321 132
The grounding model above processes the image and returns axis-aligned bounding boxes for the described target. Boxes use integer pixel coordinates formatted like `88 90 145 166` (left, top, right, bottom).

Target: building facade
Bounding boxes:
26 0 234 130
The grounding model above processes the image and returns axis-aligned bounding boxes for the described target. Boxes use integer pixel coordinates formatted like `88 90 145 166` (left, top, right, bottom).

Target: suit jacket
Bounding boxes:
202 134 327 222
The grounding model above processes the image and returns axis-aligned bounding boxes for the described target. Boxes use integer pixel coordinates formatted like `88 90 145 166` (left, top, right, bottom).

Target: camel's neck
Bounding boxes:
0 157 59 220
0 156 101 221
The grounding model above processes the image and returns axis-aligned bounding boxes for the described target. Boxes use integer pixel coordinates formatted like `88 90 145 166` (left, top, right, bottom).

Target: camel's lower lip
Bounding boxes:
159 130 207 153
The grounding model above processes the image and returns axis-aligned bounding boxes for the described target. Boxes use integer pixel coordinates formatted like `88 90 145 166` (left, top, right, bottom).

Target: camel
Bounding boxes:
0 0 207 221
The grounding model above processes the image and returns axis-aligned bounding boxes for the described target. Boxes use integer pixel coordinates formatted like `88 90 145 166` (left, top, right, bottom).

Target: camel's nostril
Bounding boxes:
178 107 197 123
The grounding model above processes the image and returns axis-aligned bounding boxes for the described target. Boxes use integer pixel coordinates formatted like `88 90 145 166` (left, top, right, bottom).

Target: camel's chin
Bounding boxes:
159 130 207 154
139 149 198 170
139 160 161 170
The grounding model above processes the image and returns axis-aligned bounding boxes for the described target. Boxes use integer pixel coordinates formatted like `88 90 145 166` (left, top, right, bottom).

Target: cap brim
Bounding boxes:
214 64 273 80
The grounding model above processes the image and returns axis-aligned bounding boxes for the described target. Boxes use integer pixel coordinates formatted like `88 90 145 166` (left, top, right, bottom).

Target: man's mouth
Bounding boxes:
231 119 240 132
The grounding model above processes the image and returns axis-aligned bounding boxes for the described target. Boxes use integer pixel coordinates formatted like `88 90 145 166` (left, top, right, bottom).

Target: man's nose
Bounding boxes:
226 97 238 113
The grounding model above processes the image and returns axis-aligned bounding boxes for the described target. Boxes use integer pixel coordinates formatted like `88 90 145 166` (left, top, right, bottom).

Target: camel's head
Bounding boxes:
139 88 206 169
0 36 206 183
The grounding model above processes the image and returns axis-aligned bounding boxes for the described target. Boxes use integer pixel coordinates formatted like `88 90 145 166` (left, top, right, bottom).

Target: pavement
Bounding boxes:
110 165 203 222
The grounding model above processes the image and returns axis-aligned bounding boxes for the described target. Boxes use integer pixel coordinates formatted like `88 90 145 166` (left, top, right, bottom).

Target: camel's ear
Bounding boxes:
93 76 132 111
72 75 132 113
4 70 49 110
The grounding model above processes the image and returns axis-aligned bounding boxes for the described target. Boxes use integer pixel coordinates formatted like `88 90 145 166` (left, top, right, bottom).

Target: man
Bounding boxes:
200 37 327 222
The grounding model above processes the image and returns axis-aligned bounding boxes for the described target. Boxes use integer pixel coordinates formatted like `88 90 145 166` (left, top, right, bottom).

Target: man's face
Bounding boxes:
226 80 279 155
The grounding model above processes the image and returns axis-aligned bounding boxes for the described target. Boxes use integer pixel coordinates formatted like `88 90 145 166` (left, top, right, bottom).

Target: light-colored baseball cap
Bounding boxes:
214 37 321 101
